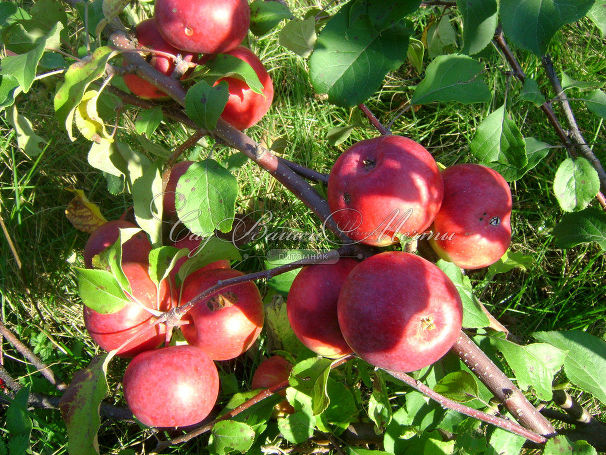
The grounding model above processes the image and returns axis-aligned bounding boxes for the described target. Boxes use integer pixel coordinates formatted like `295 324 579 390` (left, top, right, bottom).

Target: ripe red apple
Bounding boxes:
180 268 264 360
163 161 194 218
83 220 151 268
123 345 219 427
287 259 358 358
429 164 512 269
123 19 196 99
252 355 294 414
216 47 274 130
155 0 250 54
327 135 443 246
84 261 174 357
337 252 462 372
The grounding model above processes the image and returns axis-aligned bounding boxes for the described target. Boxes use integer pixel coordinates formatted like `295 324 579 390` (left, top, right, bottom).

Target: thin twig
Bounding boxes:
0 211 21 269
358 104 390 135
276 158 329 184
166 130 207 169
385 368 547 444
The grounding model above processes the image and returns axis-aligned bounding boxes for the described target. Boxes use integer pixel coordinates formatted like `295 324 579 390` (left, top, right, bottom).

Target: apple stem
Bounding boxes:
384 368 548 444
358 103 390 135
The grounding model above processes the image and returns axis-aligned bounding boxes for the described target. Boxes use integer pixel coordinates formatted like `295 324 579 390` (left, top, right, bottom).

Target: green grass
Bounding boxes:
1 1 605 453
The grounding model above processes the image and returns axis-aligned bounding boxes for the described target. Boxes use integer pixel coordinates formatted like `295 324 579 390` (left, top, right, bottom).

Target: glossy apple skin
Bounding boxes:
252 356 294 414
163 161 194 218
287 259 358 357
429 164 512 269
216 47 274 130
180 268 264 360
327 136 443 246
123 19 195 99
123 345 219 428
337 252 462 372
84 262 174 357
155 0 249 54
83 220 151 268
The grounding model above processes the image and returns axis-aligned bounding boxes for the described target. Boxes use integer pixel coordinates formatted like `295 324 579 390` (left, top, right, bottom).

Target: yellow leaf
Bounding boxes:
65 189 107 233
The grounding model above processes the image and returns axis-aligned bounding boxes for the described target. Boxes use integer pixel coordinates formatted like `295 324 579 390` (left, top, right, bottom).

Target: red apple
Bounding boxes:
123 19 196 99
287 259 358 358
252 355 294 414
155 0 250 54
84 261 174 357
216 47 274 130
123 345 219 427
180 268 264 360
84 220 151 268
170 235 231 283
327 135 443 246
337 252 462 372
429 164 512 269
163 161 194 218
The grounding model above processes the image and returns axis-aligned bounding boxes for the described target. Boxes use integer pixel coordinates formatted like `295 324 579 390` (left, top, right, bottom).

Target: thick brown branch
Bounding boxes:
451 332 556 437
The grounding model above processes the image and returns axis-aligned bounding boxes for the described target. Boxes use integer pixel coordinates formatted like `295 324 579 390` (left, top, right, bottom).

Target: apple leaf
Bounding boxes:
5 387 32 455
407 38 425 73
484 136 551 182
434 371 478 403
148 246 187 288
176 236 242 284
584 89 606 119
0 75 20 111
134 107 163 136
519 77 545 105
0 21 62 93
491 338 565 400
500 0 594 56
249 0 292 36
219 390 281 431
185 80 229 130
8 104 46 157
588 0 606 37
87 139 127 178
470 104 528 175
485 250 534 279
96 227 142 291
411 54 491 105
0 2 20 27
263 292 312 357
278 17 316 58
553 157 600 212
327 125 356 147
425 14 457 59
349 0 421 31
345 449 391 455
543 435 598 455
203 54 264 94
561 71 598 92
436 260 490 329
74 267 130 314
368 371 392 430
289 357 333 415
174 160 238 238
278 411 315 444
309 1 411 107
534 330 606 405
457 0 498 55
59 355 108 455
54 46 115 141
264 249 308 294
384 406 414 453
209 420 255 455
74 90 110 141
488 427 526 455
316 379 358 433
552 207 606 250
64 189 107 234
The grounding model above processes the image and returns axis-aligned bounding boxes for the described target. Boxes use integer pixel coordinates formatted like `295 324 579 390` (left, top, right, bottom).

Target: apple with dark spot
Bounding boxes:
84 220 151 268
163 161 193 218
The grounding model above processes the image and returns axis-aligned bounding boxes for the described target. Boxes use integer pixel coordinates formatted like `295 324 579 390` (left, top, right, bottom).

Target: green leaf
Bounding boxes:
584 89 606 119
434 371 478 402
263 292 312 357
519 77 545 105
488 427 525 455
368 371 392 430
470 104 528 174
500 0 595 56
0 21 62 93
407 38 425 73
552 207 606 250
8 104 46 157
0 75 20 111
436 260 490 329
249 0 292 36
219 390 281 431
185 80 229 130
278 17 317 58
209 420 255 455
74 267 129 314
346 449 391 455
486 136 551 182
318 378 358 432
6 387 32 455
588 0 606 37
0 2 19 28
425 14 457 59
278 411 315 444
59 355 108 455
457 0 498 55
327 125 355 147
87 139 127 178
384 406 415 454
486 250 533 277
203 54 264 94
96 227 141 291
289 357 333 415
175 160 238 237
423 437 455 454
309 1 411 107
534 330 606 405
264 249 306 294
176 236 241 284
411 54 491 105
491 339 565 400
30 0 68 30
553 157 600 212
54 46 115 141
134 107 163 136
561 71 597 91
148 246 187 288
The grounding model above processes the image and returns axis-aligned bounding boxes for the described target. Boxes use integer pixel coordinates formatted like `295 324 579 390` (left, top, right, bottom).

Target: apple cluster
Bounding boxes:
125 0 273 130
